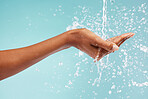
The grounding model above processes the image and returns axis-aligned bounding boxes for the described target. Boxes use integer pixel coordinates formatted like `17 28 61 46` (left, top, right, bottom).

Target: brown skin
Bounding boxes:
0 28 134 80
95 32 135 61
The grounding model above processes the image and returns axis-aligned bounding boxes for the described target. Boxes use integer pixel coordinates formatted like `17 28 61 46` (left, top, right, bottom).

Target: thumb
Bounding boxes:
94 37 119 52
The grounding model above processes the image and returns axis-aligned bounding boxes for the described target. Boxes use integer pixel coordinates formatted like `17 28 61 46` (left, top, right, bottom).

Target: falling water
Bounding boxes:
93 0 109 87
94 0 108 62
65 0 148 98
102 0 108 39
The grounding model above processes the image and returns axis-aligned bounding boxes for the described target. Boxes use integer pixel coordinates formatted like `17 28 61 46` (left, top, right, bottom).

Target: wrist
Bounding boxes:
64 29 76 47
65 28 85 47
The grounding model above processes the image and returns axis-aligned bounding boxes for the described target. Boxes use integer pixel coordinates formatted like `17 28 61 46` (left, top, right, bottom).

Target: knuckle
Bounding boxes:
81 28 87 30
109 42 114 50
79 28 88 32
120 35 124 39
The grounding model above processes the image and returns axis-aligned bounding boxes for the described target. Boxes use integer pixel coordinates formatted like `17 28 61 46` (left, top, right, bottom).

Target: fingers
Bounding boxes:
93 36 119 52
117 33 135 46
93 48 104 62
93 33 135 62
85 44 107 61
106 32 135 47
112 33 135 47
95 48 110 62
81 44 98 59
96 52 108 61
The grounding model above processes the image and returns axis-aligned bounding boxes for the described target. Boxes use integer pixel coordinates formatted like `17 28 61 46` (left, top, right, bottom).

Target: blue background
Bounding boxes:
0 0 148 99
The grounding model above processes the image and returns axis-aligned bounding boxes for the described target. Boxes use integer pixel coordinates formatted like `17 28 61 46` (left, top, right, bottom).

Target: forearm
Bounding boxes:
0 28 132 81
0 31 70 80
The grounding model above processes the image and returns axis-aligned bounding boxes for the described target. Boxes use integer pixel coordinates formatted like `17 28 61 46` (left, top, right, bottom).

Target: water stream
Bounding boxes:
93 0 108 86
66 0 148 98
102 0 108 39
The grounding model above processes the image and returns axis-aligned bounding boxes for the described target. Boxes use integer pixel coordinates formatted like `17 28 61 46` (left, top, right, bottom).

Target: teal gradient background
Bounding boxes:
0 0 148 99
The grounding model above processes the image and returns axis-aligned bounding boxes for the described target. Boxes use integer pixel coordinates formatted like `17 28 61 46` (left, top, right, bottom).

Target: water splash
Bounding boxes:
93 0 109 87
102 0 108 39
66 2 147 98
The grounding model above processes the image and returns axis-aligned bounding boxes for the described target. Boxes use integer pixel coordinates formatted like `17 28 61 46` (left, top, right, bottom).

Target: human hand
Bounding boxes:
94 32 135 61
67 28 134 61
67 28 120 59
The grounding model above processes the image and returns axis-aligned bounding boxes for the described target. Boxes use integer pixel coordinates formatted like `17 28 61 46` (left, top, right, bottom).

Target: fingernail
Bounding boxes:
130 33 135 37
112 44 119 51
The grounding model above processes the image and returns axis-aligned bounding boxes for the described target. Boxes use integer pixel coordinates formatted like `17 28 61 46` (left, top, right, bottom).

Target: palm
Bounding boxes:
95 33 134 61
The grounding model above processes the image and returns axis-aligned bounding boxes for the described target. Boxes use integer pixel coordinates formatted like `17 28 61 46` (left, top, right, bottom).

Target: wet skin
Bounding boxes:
94 33 135 61
0 28 134 80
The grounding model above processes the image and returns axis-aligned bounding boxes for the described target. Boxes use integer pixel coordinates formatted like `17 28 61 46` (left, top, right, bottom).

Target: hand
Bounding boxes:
0 28 134 80
67 28 120 59
67 28 134 61
94 32 135 61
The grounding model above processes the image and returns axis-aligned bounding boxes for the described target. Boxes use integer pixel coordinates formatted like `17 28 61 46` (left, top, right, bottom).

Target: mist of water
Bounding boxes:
66 1 148 98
